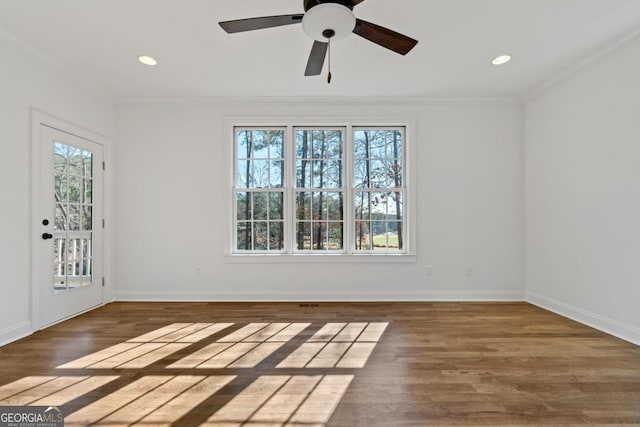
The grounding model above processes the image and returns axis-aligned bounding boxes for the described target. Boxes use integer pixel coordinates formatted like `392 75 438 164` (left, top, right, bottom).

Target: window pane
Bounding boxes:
252 160 269 188
55 204 66 231
237 222 251 250
83 178 93 203
389 191 404 220
68 176 81 203
370 160 387 188
388 131 403 158
389 222 403 250
252 131 269 159
68 146 82 176
325 160 342 188
354 221 371 251
296 160 312 188
353 132 367 158
270 160 284 188
354 192 371 221
371 222 387 249
236 192 251 220
312 223 326 250
269 192 283 220
296 130 312 158
68 204 81 231
269 222 284 250
55 174 68 204
237 160 249 188
270 130 284 158
82 150 93 178
371 192 388 214
389 161 402 187
82 206 92 231
312 192 327 220
326 131 343 158
312 130 325 158
327 192 343 221
53 237 65 281
353 160 368 189
295 192 311 220
253 193 268 220
296 222 311 250
312 160 324 188
328 223 343 251
237 130 252 158
254 222 268 250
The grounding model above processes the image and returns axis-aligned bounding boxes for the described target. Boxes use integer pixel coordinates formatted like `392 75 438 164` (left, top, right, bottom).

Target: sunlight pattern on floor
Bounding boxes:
57 322 233 369
202 375 353 427
0 376 119 406
169 323 310 369
7 321 389 426
278 322 388 368
64 375 236 427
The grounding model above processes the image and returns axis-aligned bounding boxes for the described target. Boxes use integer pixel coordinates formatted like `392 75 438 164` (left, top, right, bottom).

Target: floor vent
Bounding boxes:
299 303 320 307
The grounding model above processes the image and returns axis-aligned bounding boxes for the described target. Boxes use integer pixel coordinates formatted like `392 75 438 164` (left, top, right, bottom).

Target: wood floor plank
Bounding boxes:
198 342 259 369
277 343 325 368
167 343 234 369
308 323 347 342
306 343 351 368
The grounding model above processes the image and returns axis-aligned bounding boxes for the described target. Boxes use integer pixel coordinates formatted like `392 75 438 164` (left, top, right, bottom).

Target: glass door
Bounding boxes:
38 125 103 327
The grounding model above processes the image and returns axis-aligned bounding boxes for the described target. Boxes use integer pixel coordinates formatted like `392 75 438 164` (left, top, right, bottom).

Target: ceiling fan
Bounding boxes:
219 0 418 80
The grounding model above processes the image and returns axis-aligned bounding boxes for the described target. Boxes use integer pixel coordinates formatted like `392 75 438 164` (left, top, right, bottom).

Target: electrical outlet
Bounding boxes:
466 265 473 277
425 265 433 277
195 266 202 277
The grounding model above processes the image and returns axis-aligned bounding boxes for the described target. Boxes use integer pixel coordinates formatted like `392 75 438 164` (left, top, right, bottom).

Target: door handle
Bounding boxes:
42 233 53 240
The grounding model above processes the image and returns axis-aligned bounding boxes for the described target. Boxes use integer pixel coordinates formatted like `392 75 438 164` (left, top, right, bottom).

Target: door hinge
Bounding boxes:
102 161 105 171
102 277 105 287
102 218 105 228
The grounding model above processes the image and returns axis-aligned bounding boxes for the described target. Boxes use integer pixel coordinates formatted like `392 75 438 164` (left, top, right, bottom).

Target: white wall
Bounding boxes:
114 100 524 301
525 40 640 344
0 37 115 345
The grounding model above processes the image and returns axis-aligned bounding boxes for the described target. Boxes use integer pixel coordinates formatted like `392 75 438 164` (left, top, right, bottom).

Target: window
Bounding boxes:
353 128 404 252
295 128 345 251
231 123 412 258
235 129 285 252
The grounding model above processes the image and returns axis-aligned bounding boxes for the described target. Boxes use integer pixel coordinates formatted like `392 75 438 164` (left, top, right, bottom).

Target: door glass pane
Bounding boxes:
53 141 94 292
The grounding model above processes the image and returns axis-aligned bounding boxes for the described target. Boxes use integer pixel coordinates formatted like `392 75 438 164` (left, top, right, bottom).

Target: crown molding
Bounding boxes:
0 27 116 104
115 95 522 107
524 27 640 103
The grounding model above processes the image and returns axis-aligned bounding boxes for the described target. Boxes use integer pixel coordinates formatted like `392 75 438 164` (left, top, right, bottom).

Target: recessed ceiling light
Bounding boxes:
138 55 157 66
492 55 511 65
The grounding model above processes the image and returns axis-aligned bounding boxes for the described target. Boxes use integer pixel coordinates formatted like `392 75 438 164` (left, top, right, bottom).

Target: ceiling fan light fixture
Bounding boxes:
138 55 158 66
302 3 355 41
492 54 511 65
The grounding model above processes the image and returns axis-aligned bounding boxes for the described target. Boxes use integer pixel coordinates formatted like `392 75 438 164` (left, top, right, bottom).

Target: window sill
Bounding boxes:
223 253 417 264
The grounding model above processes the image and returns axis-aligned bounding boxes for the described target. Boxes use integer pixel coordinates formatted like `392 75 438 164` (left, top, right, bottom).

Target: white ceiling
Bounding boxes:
1 0 640 99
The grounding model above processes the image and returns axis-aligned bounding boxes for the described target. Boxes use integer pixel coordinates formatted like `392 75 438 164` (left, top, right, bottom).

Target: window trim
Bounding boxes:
223 117 417 263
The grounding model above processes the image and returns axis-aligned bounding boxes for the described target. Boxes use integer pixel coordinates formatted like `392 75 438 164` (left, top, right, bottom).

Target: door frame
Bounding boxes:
31 110 112 331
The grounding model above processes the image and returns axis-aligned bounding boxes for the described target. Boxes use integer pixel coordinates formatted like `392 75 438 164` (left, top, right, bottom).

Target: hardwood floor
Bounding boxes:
0 302 638 426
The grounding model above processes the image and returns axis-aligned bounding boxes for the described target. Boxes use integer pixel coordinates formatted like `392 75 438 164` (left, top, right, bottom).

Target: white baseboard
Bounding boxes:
526 291 640 346
114 289 525 302
0 321 32 347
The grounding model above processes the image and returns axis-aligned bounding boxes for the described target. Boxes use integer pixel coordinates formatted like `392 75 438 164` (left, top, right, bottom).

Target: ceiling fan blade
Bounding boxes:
219 14 303 33
305 40 329 76
353 19 418 55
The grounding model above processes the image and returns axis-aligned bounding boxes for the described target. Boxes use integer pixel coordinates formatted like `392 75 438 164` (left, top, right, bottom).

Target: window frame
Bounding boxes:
224 118 416 263
233 127 287 254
